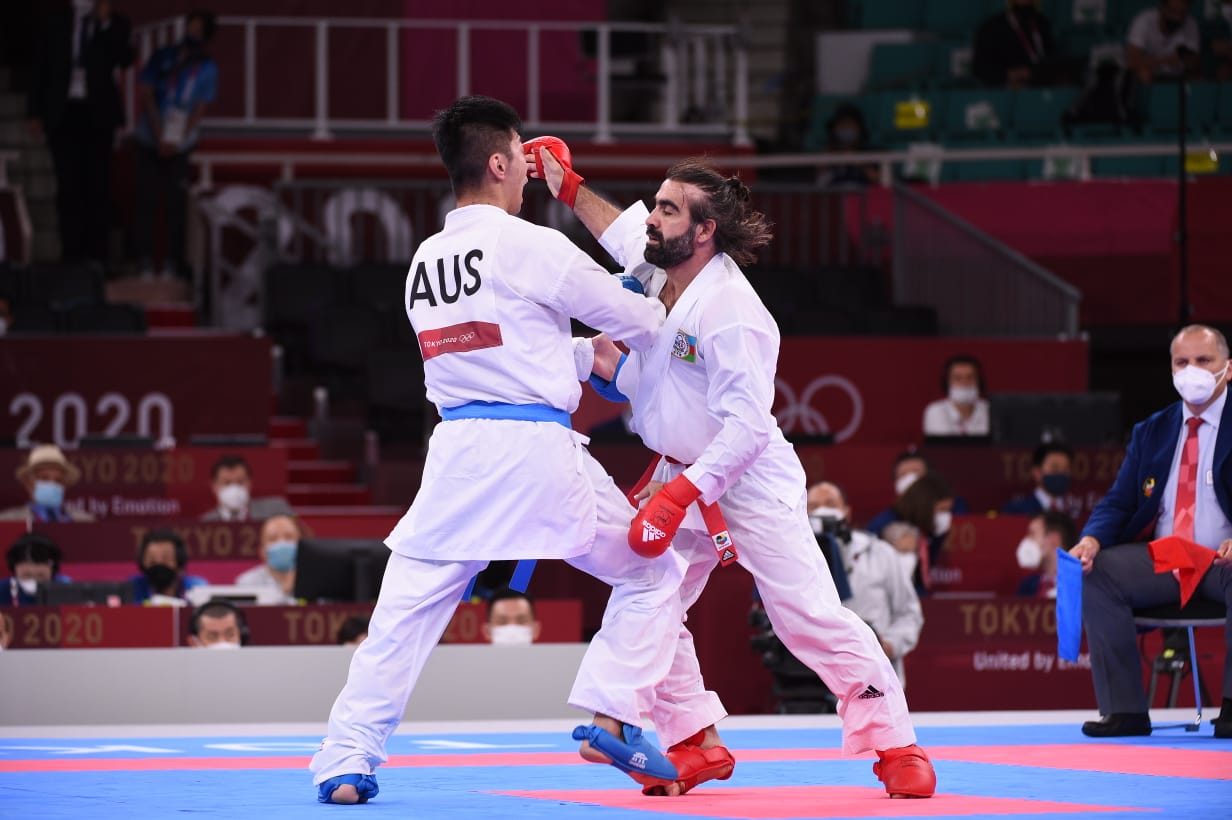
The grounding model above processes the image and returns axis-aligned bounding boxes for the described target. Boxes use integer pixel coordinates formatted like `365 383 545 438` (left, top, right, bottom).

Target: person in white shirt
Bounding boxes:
808 481 923 684
1126 0 1200 83
308 96 686 805
234 514 301 604
201 454 293 522
922 355 990 437
531 146 936 798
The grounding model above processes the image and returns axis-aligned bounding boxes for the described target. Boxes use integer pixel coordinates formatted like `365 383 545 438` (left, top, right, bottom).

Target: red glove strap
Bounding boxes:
558 167 584 208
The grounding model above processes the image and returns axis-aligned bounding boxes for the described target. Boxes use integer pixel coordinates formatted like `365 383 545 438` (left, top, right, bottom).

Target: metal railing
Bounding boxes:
892 183 1081 337
129 15 751 145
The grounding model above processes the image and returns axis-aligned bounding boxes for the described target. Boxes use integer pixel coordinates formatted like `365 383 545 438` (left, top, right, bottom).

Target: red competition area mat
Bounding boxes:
0 721 1228 819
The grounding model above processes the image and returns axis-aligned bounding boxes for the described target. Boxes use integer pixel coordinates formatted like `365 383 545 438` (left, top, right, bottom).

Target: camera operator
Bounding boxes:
808 481 923 685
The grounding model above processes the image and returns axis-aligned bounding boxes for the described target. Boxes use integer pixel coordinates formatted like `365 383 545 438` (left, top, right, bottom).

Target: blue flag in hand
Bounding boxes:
1056 548 1083 662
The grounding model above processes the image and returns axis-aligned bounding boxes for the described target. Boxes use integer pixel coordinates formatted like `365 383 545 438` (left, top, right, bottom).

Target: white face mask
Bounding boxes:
808 506 844 535
949 385 979 405
933 510 952 535
895 549 918 576
1016 537 1043 569
489 624 534 645
894 472 920 496
17 578 39 597
204 640 242 651
217 483 250 512
1172 363 1228 407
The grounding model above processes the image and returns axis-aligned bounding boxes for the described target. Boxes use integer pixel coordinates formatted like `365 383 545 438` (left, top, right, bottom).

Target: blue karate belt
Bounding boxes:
443 401 570 600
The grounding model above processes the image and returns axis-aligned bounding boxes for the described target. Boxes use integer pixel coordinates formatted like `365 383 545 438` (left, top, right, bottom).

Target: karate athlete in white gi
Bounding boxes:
310 96 687 805
526 144 938 799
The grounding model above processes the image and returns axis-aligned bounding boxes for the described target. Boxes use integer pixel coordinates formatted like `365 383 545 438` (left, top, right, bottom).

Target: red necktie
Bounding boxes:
1172 417 1203 542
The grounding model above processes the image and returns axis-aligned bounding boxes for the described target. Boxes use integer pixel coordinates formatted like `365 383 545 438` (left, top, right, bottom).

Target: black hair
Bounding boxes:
894 472 954 534
335 614 371 645
189 598 250 645
6 533 62 575
940 354 985 394
1040 510 1078 547
1032 441 1074 468
663 159 774 268
210 454 251 481
138 528 188 569
185 9 218 42
814 480 848 508
431 95 522 196
892 448 930 477
825 102 870 148
486 586 535 619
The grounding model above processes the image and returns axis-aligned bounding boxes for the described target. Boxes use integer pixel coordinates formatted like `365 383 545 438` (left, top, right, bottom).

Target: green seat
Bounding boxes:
947 158 1028 182
859 0 925 29
1215 84 1232 135
866 42 939 91
1091 153 1165 178
943 89 1011 142
925 0 1001 37
1011 88 1079 140
936 40 976 87
1145 82 1218 135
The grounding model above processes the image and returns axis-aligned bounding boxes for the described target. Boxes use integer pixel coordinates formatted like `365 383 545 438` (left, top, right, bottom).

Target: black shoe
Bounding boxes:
1214 699 1232 739
1081 713 1152 737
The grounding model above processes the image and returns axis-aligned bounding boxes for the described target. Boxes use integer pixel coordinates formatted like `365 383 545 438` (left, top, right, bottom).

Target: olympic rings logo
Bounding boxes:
773 375 864 443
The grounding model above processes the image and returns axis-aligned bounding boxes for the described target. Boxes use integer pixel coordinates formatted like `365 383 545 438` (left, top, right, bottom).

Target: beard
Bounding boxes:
644 224 697 269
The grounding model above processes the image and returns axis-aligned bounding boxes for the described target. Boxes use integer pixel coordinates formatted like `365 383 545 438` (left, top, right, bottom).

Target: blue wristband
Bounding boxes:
587 353 629 402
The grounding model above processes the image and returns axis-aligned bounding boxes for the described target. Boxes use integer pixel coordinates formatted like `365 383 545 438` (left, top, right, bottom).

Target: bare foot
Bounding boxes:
326 784 360 804
577 715 620 764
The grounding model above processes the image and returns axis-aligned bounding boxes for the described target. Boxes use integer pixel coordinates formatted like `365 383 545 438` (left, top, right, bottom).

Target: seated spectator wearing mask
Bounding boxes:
817 103 878 187
188 599 248 649
880 472 955 595
482 587 541 645
234 513 302 604
130 528 206 604
808 481 923 684
0 444 94 524
867 452 968 535
201 454 293 522
1014 510 1076 598
5 533 71 605
922 355 990 437
336 615 370 647
973 0 1057 88
1126 0 1200 84
1002 441 1076 517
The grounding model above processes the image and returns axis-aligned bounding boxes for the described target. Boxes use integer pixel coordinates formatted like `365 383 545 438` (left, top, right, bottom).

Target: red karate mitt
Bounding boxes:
629 475 701 558
524 135 584 208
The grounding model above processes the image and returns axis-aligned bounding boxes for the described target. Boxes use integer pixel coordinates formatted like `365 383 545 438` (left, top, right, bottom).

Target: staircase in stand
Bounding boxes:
268 416 372 510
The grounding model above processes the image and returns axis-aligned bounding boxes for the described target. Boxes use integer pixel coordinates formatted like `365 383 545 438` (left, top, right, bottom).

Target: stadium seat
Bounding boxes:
1011 87 1080 140
264 264 341 331
1144 82 1217 135
936 40 976 87
858 0 925 29
347 263 408 315
1216 84 1232 135
8 303 59 333
1090 152 1165 178
947 158 1028 182
925 0 1001 38
24 261 104 310
61 303 148 334
365 348 427 443
866 42 939 91
943 89 1011 142
310 305 390 371
804 94 849 151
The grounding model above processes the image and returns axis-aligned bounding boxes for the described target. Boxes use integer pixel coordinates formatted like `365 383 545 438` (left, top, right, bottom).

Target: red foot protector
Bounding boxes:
873 745 936 798
642 730 735 797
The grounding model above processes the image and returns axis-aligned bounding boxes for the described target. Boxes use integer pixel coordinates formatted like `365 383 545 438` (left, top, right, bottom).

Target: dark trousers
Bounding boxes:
1083 542 1232 714
133 142 189 273
48 102 114 265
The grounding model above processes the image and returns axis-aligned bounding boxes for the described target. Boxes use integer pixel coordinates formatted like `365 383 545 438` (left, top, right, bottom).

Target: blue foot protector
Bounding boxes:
572 724 678 784
317 773 379 804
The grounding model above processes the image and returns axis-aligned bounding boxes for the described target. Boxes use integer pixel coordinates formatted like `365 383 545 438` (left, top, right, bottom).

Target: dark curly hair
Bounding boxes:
665 159 774 267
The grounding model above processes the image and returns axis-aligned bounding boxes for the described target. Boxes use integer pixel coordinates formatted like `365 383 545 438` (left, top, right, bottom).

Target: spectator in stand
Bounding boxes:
132 8 219 280
817 103 878 187
0 444 95 524
879 472 955 596
808 482 923 684
234 513 302 604
882 521 925 584
866 451 968 536
188 599 248 649
1001 441 1076 517
201 454 293 522
27 0 134 268
336 615 370 646
130 528 206 604
482 587 541 645
1210 0 1232 81
1014 510 1076 598
1126 0 1200 84
973 0 1057 88
922 355 990 438
5 533 70 606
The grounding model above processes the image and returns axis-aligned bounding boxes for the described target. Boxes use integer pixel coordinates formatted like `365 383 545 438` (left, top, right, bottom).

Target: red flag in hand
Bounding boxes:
1148 535 1218 607
629 475 701 558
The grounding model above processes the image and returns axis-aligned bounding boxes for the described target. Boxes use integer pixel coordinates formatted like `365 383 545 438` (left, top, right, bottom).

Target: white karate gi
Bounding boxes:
599 201 918 754
311 204 686 785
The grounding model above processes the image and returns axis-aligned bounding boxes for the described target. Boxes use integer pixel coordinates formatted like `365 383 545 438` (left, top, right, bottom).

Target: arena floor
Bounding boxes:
2 711 1227 819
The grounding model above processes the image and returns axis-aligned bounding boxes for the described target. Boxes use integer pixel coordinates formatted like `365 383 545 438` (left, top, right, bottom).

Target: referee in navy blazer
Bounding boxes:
1070 325 1232 738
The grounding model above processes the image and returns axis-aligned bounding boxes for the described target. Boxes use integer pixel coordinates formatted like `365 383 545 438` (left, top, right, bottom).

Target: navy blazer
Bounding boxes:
1001 494 1045 516
1082 398 1232 547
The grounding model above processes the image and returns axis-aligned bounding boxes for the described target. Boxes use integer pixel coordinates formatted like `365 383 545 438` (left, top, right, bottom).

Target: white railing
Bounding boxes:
129 16 751 145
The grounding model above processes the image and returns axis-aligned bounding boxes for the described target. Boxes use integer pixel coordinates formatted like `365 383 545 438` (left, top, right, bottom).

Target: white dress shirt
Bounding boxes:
1155 389 1232 549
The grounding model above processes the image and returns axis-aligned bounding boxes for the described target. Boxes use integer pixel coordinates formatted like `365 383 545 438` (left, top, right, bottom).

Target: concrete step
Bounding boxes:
269 416 309 440
272 438 321 461
289 460 357 484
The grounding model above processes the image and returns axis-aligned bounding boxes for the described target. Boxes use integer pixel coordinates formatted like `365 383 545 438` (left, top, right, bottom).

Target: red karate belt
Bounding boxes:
628 454 738 566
